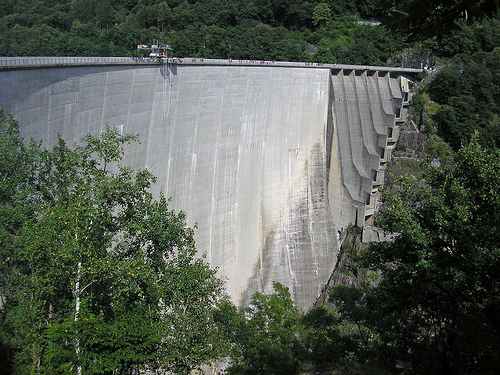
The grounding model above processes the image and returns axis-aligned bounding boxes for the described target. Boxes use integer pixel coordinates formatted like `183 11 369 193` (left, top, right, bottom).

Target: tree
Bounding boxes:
155 245 228 374
0 112 230 374
331 138 500 374
379 0 500 40
355 0 380 19
313 3 332 28
302 306 345 366
95 0 113 29
227 283 307 375
328 0 357 17
157 2 172 33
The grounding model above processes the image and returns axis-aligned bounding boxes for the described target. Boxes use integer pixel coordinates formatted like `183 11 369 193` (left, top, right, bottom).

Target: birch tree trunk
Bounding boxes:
74 259 82 375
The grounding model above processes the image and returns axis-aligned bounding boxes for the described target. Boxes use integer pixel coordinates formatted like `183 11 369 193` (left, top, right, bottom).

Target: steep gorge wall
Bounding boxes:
0 62 409 307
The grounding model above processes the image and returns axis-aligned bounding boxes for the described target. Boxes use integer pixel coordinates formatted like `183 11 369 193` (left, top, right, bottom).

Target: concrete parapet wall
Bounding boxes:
0 61 412 307
0 56 150 69
0 56 423 75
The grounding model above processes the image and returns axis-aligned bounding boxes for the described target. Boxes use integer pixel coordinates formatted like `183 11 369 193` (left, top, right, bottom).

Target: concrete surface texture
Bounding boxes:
0 62 409 307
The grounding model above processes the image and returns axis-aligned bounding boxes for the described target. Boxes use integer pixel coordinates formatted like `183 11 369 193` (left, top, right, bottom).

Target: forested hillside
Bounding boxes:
1 0 499 66
0 0 392 65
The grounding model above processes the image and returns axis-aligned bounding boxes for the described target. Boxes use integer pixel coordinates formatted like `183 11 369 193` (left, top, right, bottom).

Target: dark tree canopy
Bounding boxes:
331 138 500 374
427 50 500 150
379 0 500 40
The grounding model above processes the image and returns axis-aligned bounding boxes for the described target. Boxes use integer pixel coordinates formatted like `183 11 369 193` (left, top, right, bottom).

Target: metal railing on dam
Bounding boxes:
0 56 423 75
165 57 423 75
0 56 155 69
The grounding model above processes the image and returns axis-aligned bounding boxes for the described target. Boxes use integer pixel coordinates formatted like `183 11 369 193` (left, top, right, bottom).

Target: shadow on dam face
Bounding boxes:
0 61 410 308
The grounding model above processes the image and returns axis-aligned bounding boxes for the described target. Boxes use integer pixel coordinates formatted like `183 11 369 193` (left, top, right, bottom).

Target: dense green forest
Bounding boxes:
1 0 500 374
413 49 500 151
1 0 500 66
0 0 396 65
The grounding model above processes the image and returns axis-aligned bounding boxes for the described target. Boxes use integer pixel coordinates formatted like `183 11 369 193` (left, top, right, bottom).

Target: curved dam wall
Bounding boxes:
0 59 412 307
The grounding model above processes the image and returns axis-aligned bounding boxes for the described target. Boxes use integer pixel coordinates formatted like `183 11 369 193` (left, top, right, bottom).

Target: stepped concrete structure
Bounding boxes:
0 57 419 307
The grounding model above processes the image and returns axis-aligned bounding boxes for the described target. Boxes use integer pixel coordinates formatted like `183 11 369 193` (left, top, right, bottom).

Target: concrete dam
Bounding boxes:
0 57 418 307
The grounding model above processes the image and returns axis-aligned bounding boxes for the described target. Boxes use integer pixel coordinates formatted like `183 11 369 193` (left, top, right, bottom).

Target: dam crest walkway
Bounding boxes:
0 56 422 76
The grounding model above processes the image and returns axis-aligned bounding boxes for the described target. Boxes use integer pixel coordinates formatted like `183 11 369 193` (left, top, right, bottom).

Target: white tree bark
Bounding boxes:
74 260 82 375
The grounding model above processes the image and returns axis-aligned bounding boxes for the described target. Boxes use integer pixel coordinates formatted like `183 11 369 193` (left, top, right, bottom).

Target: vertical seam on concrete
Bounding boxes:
164 65 179 213
145 66 160 172
209 66 223 296
187 67 204 221
100 69 109 131
47 72 52 138
125 67 134 140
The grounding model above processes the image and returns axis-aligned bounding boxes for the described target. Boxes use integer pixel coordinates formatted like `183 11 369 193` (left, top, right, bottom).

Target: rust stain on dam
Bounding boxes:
0 59 413 307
